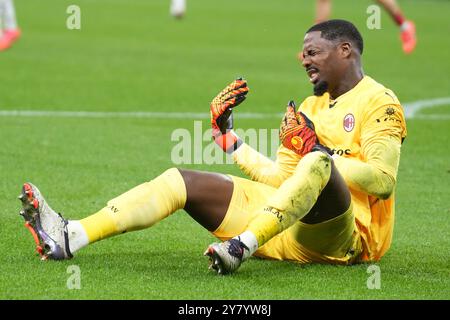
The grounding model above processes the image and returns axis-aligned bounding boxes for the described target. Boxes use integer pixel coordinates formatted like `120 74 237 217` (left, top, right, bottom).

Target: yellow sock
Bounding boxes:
247 152 331 246
80 168 187 244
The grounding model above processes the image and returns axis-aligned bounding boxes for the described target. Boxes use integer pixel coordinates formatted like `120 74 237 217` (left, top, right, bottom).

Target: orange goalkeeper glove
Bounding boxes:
210 78 249 154
279 100 318 156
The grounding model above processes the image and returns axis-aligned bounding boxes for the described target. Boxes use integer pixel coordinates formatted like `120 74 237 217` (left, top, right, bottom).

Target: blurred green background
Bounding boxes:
0 0 449 299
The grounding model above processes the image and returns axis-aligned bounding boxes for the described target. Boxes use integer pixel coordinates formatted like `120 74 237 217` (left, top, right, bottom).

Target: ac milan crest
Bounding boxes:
343 113 355 132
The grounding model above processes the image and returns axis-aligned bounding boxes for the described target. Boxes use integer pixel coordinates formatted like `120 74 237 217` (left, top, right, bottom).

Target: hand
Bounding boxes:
210 78 248 133
279 100 318 156
210 78 249 153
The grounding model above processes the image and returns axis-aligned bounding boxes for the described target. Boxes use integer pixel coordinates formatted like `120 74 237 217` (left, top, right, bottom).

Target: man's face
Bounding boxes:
300 31 344 96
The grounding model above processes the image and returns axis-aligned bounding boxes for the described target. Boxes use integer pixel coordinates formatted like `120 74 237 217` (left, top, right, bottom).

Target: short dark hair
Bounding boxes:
306 19 364 54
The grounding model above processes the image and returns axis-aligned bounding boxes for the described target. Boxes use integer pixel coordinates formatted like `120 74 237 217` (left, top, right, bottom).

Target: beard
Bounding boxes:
313 80 328 96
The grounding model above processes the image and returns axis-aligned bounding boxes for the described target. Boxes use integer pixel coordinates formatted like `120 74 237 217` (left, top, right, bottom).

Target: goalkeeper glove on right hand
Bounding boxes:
279 100 318 156
210 78 249 154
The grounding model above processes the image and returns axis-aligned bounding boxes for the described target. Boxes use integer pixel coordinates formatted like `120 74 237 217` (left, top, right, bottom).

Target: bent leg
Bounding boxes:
288 205 360 263
226 151 351 259
301 158 351 224
219 154 354 263
245 151 338 247
205 151 358 273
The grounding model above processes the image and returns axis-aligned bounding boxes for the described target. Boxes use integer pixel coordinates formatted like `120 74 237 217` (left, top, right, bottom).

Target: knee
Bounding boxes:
166 167 182 175
163 167 183 176
159 167 186 185
176 167 193 185
298 151 332 187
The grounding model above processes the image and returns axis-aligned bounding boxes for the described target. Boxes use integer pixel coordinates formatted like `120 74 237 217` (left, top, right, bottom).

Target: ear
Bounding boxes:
340 42 352 58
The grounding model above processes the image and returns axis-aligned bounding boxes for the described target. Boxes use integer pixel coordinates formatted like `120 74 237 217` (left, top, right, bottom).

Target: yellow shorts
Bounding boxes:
212 175 363 265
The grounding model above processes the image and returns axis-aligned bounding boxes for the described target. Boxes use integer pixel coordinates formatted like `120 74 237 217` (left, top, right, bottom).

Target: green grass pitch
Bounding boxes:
0 0 449 299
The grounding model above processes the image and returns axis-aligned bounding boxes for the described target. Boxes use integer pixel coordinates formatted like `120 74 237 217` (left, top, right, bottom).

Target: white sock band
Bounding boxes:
67 220 89 254
235 230 258 260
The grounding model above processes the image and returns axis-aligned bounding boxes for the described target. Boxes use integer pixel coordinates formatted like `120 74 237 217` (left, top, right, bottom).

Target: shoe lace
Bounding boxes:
227 238 249 259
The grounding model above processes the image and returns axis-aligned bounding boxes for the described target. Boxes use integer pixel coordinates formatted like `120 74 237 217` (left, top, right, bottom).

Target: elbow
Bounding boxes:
373 174 396 200
376 188 393 200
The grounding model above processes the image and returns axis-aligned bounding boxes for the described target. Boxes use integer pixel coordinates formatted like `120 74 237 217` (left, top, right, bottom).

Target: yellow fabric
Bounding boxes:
333 138 398 200
80 208 119 243
80 168 187 243
247 152 331 246
233 76 407 262
233 143 299 188
213 175 362 264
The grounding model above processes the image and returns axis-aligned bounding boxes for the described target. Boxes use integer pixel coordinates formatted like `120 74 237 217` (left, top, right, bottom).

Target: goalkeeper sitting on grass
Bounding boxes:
18 20 407 275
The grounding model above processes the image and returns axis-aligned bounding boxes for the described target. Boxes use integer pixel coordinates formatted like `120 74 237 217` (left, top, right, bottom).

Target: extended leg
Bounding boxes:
19 168 234 260
70 168 233 253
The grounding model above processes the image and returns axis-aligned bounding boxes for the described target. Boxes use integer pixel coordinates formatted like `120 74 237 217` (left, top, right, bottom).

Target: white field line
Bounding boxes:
0 110 280 120
403 97 450 119
0 97 449 120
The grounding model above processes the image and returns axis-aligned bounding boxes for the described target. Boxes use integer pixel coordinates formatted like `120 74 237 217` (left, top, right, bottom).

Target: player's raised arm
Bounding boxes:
210 78 248 154
209 79 289 187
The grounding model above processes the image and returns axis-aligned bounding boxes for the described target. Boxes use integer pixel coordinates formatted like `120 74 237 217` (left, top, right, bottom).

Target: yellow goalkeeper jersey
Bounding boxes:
277 76 407 261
